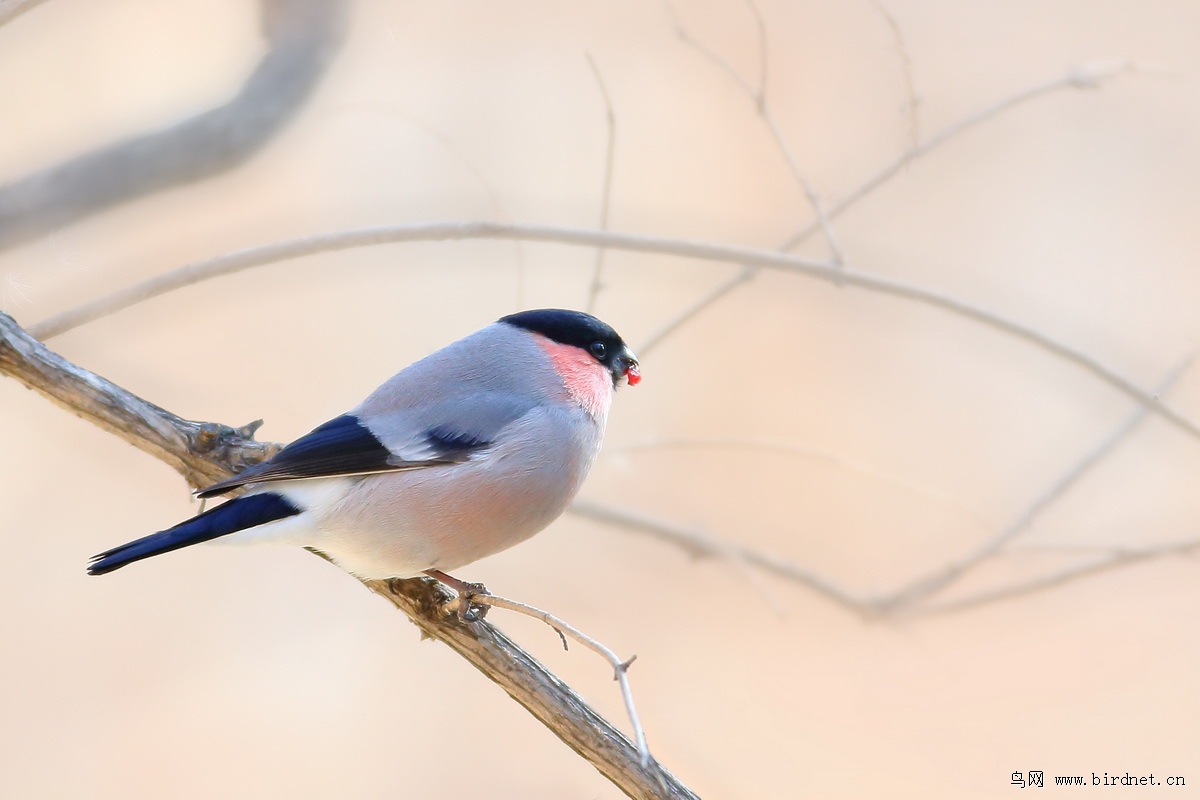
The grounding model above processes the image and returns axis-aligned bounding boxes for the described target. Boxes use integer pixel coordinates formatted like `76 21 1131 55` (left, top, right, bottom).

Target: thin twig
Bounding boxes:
668 0 844 263
780 62 1141 252
665 1 757 98
636 265 755 356
864 0 920 149
638 0 838 351
745 0 768 101
585 53 618 313
28 220 1200 443
448 590 654 768
875 356 1193 610
912 538 1200 616
318 102 530 309
759 107 845 264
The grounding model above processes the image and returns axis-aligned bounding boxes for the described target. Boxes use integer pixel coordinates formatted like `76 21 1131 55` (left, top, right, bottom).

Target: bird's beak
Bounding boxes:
616 348 641 387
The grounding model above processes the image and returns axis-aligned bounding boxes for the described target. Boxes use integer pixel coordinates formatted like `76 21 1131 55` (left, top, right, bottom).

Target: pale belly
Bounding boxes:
307 414 601 578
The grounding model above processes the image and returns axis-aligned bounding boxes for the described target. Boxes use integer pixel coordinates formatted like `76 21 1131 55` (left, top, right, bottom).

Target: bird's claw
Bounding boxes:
424 569 490 622
454 582 490 622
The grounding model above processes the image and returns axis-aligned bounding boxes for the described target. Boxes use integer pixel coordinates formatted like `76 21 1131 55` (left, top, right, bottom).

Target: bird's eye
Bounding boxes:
589 341 607 360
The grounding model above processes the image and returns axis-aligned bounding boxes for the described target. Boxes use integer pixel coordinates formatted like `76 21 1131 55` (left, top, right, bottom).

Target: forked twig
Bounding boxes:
666 0 844 263
625 63 1141 355
616 62 1141 360
570 499 869 615
445 589 654 768
781 62 1143 252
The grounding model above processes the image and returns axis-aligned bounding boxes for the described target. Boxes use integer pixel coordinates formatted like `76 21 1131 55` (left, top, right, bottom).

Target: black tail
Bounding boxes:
88 493 300 575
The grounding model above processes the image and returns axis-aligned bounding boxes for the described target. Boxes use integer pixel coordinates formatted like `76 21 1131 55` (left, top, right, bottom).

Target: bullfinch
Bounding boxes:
87 309 640 583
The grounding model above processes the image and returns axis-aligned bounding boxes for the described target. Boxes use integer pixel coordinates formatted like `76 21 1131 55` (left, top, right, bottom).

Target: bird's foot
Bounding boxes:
424 569 490 622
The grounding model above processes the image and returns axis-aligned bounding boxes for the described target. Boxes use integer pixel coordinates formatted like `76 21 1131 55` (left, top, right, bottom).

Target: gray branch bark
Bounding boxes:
0 310 698 800
0 0 348 250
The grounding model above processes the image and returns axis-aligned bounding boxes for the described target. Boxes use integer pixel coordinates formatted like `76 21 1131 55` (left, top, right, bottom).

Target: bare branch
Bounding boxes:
364 579 696 799
29 220 1200 443
0 311 276 489
0 311 698 800
585 53 618 313
0 0 348 250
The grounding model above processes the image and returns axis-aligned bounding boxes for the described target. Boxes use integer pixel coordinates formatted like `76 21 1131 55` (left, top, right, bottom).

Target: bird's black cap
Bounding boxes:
499 308 638 383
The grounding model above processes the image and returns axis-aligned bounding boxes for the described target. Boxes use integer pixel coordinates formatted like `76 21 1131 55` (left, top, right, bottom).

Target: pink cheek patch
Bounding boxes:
536 337 613 418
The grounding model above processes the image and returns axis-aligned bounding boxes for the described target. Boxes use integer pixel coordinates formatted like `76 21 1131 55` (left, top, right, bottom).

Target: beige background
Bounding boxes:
2 1 1199 797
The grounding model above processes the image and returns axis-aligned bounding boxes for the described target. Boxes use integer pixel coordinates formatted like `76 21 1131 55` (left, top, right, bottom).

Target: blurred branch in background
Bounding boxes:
0 0 348 251
876 357 1195 613
28 220 1200 441
0 310 698 800
863 0 920 149
0 0 49 28
643 1 1145 356
584 53 617 314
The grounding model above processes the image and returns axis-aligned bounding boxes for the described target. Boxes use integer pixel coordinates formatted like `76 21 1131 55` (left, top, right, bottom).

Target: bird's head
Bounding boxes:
500 308 641 389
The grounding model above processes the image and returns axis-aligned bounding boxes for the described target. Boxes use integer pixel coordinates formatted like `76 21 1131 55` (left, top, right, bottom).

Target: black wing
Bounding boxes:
196 414 483 498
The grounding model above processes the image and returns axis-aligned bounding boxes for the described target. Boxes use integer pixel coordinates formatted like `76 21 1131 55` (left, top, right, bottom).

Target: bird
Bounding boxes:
87 309 641 593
